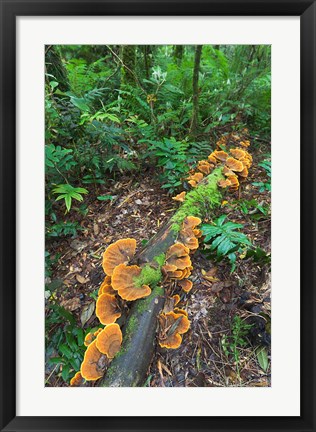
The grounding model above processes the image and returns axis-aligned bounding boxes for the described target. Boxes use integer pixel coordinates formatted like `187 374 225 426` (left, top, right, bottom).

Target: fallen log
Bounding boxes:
99 168 223 387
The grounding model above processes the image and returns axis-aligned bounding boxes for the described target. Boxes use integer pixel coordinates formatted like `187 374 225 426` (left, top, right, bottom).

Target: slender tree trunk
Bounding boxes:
173 45 184 65
143 45 152 80
190 45 203 138
45 46 69 92
122 45 136 85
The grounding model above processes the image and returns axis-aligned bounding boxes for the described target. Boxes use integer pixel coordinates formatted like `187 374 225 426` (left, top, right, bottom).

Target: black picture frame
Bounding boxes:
0 1 315 431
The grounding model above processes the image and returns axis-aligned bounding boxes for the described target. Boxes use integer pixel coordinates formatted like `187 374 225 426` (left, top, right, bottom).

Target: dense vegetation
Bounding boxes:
45 45 271 387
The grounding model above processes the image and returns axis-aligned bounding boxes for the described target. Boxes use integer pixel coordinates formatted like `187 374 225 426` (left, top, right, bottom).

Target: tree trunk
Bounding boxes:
143 45 152 80
122 45 136 85
190 45 203 138
99 168 223 387
173 45 184 65
45 46 69 92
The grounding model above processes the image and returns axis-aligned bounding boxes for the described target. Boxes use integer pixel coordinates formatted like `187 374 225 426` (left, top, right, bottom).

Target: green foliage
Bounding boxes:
46 221 82 238
46 303 98 383
256 346 269 372
52 184 88 212
253 159 271 192
45 144 77 181
221 315 253 370
145 137 189 193
238 198 270 221
201 215 252 272
97 195 114 201
171 168 223 230
245 247 271 265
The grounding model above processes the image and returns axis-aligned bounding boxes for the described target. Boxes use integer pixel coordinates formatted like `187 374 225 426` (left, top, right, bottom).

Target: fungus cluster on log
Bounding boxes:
182 139 252 195
72 237 154 385
70 133 252 387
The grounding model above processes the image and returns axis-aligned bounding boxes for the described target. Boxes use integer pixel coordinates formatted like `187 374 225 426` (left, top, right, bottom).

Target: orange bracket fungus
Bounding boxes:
112 263 151 301
173 307 188 317
197 160 213 175
172 191 186 202
178 279 193 293
96 293 121 325
96 323 123 359
225 157 244 173
70 371 84 387
181 216 202 230
229 148 247 160
102 238 137 276
84 328 103 347
98 276 116 296
158 311 190 349
80 339 107 381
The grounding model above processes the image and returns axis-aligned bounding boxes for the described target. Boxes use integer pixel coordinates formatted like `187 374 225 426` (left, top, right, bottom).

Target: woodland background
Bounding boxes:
45 45 271 387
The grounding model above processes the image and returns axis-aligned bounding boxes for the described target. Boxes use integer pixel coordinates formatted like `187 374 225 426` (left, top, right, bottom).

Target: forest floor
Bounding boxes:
45 141 271 388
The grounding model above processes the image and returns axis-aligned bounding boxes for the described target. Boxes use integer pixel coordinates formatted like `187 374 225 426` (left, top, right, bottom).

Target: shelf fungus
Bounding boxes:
96 293 121 325
197 160 213 175
181 216 202 230
178 279 193 293
70 371 84 387
187 172 204 188
84 328 103 347
227 175 239 191
225 157 245 173
172 191 186 202
173 307 188 317
96 323 123 359
98 276 115 296
102 238 137 276
80 339 107 381
112 263 151 301
229 148 247 160
162 243 192 280
207 154 217 165
158 311 190 349
178 216 202 251
211 150 229 162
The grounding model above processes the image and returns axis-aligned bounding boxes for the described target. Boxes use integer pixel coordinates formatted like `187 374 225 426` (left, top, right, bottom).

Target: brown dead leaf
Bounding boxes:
60 297 81 312
76 274 89 284
160 362 172 376
80 302 95 327
201 267 220 282
210 282 224 293
93 222 100 236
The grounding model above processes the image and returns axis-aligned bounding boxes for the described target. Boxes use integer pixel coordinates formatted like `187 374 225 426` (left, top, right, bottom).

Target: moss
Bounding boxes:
133 264 162 288
154 253 166 267
171 167 223 231
133 253 165 288
135 285 164 314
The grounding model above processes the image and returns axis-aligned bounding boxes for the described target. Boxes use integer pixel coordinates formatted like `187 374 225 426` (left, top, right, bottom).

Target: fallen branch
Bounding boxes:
99 169 223 387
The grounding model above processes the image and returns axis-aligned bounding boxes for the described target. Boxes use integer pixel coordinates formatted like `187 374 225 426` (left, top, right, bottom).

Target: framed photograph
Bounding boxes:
0 0 315 431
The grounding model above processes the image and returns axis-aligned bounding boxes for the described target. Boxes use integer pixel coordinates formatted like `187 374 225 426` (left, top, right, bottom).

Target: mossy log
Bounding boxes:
99 168 223 387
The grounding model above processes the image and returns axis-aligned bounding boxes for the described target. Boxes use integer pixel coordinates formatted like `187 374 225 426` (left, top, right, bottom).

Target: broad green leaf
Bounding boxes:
59 344 73 359
256 346 269 372
217 237 235 256
65 195 72 212
97 195 114 201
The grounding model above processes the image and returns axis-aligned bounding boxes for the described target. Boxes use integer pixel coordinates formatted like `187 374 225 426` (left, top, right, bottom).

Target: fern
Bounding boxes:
201 215 252 272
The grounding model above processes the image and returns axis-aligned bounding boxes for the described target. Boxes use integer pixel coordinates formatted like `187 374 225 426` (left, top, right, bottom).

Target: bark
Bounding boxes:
190 45 203 138
45 46 69 92
143 45 152 80
99 169 223 387
173 45 184 65
122 45 136 85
